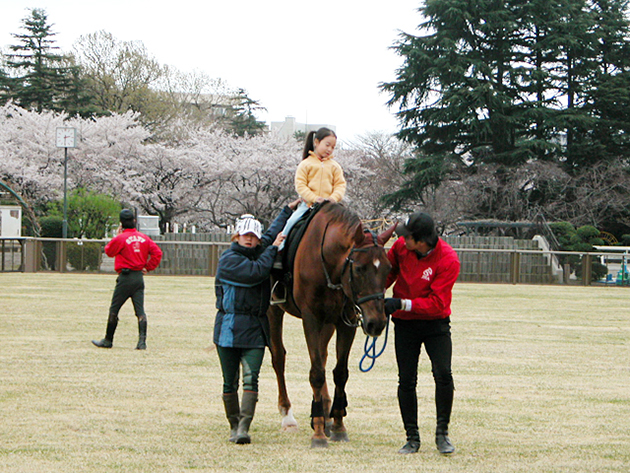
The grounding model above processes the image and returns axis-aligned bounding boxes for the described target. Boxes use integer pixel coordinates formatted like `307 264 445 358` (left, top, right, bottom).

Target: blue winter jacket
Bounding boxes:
213 206 292 348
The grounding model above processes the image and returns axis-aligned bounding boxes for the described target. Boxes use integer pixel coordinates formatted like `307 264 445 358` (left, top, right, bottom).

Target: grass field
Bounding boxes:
1 273 629 472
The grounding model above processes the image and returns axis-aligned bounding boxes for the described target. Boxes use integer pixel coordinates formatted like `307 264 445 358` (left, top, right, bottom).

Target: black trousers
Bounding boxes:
394 317 454 437
109 270 146 322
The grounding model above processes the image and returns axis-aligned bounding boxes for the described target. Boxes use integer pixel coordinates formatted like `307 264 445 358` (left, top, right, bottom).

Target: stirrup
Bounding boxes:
270 280 286 306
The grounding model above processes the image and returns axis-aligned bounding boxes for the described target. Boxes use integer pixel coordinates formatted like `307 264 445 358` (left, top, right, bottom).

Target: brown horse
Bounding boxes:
267 202 395 448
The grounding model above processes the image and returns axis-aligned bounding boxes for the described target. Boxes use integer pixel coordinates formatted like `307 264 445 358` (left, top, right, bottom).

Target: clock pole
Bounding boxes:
62 146 68 239
56 127 76 238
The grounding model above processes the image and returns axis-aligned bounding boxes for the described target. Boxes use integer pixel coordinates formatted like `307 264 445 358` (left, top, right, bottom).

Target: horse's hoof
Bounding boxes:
330 431 350 442
281 411 298 432
311 437 329 448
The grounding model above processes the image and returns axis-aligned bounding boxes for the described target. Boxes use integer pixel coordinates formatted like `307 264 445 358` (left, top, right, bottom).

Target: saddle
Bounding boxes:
271 201 328 306
283 201 328 273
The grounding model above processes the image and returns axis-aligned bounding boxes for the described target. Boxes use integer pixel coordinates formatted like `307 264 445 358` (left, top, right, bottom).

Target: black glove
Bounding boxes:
384 298 402 315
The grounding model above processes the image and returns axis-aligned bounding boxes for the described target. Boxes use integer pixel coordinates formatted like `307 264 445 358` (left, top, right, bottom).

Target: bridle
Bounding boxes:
320 222 385 328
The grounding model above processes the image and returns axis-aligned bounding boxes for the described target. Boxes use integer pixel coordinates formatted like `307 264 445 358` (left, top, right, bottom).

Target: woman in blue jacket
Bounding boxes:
214 200 298 444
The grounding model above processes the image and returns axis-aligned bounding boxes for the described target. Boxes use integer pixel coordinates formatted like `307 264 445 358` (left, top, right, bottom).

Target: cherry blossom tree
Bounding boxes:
178 127 300 230
1 104 408 235
0 103 67 205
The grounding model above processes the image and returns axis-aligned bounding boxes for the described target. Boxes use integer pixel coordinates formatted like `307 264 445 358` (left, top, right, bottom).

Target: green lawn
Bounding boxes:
1 273 628 472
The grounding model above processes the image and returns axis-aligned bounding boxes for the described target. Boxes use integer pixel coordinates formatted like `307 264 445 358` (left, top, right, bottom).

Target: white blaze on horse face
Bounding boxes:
373 258 381 269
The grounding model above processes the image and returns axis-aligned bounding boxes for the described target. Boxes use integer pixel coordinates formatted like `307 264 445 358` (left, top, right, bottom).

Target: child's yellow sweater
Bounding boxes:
295 152 346 205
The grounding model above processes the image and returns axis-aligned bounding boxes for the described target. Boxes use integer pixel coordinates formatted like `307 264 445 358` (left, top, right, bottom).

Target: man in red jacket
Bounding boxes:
92 209 163 350
384 211 460 455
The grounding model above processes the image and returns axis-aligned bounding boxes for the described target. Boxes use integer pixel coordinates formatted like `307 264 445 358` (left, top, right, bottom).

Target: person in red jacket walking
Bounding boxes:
92 209 163 350
384 211 460 455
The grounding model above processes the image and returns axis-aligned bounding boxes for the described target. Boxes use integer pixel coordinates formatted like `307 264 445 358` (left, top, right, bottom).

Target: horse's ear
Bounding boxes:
377 223 397 246
352 222 366 246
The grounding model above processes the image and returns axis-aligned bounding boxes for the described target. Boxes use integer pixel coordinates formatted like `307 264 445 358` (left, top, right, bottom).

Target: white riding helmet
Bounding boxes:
235 214 263 239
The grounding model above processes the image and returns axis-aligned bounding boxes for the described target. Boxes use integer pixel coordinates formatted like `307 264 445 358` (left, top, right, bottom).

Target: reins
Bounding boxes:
355 231 390 372
359 315 390 372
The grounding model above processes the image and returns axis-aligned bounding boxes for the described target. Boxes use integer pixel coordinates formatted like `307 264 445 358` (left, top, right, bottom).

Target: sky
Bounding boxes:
0 1 422 142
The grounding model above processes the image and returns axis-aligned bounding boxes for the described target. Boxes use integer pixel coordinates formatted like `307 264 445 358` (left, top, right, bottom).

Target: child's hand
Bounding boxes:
288 198 301 210
273 233 286 247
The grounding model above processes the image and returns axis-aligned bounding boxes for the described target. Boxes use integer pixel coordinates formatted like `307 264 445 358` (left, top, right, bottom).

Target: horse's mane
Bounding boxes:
319 202 361 230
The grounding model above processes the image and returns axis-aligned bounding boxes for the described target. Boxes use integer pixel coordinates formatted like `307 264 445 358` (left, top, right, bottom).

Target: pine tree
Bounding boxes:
0 66 10 103
381 0 630 206
579 0 630 163
4 8 86 114
226 88 267 137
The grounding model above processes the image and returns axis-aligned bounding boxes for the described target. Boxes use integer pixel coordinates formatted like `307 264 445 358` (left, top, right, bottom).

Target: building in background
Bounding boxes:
269 116 336 140
0 206 22 237
137 215 160 236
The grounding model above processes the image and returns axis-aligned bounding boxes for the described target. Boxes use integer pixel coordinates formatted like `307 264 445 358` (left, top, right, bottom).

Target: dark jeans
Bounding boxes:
216 345 265 393
108 270 146 323
394 317 454 436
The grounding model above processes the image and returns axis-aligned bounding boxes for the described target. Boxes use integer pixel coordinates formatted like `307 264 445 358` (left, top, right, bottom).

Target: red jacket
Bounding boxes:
386 237 460 320
105 229 163 273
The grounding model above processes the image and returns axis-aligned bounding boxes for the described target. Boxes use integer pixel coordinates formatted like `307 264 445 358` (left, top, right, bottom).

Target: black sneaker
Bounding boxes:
92 339 112 348
436 433 455 454
398 440 420 454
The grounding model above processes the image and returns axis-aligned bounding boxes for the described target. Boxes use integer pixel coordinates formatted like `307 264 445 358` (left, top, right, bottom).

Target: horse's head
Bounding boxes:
341 224 396 337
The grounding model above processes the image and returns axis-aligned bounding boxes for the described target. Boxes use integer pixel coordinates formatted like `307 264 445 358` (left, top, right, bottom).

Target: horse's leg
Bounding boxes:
329 322 357 442
267 305 298 432
302 315 329 448
319 324 335 437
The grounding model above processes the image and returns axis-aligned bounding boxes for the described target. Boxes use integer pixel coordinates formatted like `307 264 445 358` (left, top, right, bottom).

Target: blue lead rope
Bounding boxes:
359 315 390 372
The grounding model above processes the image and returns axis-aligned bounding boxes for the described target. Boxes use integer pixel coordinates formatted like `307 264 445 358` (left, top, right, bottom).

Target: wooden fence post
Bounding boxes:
23 239 39 272
582 254 592 286
510 251 521 284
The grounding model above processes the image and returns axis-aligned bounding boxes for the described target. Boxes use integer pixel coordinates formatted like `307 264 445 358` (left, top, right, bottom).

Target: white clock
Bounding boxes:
56 127 77 148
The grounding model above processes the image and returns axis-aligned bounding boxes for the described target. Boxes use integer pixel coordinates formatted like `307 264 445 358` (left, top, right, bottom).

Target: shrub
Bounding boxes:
40 216 63 237
66 241 103 271
550 221 609 282
576 225 600 241
576 260 608 282
47 189 120 239
549 222 575 248
590 238 605 246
